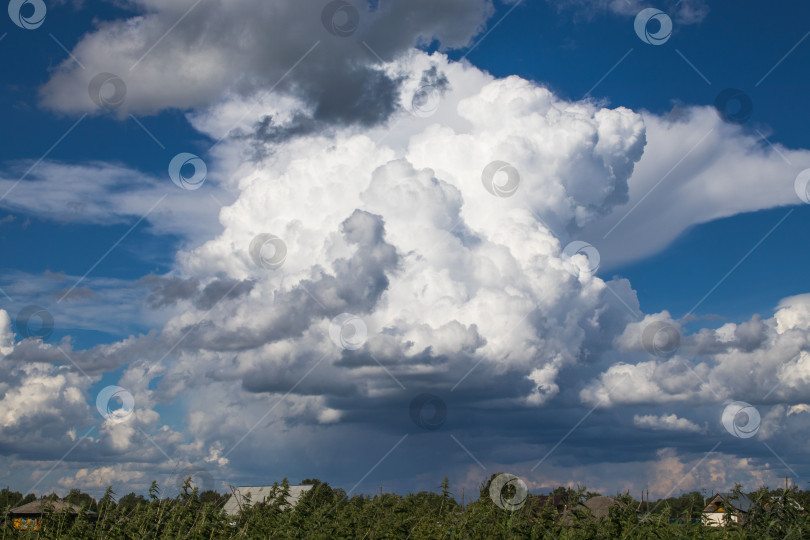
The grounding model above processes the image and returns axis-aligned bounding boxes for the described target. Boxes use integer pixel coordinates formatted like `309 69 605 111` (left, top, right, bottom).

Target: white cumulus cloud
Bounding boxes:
633 413 704 433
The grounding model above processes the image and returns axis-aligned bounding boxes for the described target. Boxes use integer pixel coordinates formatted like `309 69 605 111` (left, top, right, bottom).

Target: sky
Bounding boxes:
1 0 810 502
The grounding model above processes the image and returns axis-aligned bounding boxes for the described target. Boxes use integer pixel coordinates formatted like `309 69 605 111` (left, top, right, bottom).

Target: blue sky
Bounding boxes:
2 0 810 501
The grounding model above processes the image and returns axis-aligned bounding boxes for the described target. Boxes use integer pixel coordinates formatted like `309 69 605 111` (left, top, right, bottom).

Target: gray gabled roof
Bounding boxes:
10 498 95 516
583 496 617 519
706 492 755 513
222 485 313 516
724 492 754 512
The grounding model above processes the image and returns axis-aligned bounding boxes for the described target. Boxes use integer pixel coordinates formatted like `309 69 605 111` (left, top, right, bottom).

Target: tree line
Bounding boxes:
2 476 809 538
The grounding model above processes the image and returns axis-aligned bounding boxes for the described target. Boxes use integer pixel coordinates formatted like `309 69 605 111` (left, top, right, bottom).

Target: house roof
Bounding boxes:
535 494 567 509
9 499 95 516
583 496 617 519
222 485 313 515
704 492 755 513
560 495 618 525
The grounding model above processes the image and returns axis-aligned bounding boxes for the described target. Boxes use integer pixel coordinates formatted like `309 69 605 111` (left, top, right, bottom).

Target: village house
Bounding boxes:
6 498 96 531
223 485 313 516
703 492 754 526
560 495 621 524
535 493 567 513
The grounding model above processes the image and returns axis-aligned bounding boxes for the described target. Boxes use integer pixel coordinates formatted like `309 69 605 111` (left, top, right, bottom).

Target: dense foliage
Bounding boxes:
2 476 809 538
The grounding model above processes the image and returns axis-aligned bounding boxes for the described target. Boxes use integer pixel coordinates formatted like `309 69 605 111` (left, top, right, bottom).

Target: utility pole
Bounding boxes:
461 487 464 510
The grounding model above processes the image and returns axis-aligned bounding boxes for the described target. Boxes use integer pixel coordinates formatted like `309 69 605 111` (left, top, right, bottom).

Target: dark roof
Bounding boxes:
560 495 619 524
583 496 617 519
534 494 567 508
10 499 95 516
705 492 755 513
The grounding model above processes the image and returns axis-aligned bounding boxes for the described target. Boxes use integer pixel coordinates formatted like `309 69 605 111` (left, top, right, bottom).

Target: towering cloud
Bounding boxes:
2 1 809 498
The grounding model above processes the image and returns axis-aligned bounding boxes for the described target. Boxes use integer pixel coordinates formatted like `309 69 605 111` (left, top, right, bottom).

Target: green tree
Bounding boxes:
118 491 148 510
0 487 28 510
64 488 98 512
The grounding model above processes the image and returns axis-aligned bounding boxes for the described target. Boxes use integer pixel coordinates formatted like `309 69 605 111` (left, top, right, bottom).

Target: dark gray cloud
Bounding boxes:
5 330 161 376
237 65 451 157
417 65 450 93
142 275 254 311
310 66 403 127
733 315 769 352
688 314 770 355
238 66 403 151
40 0 498 124
196 278 256 310
143 276 200 308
